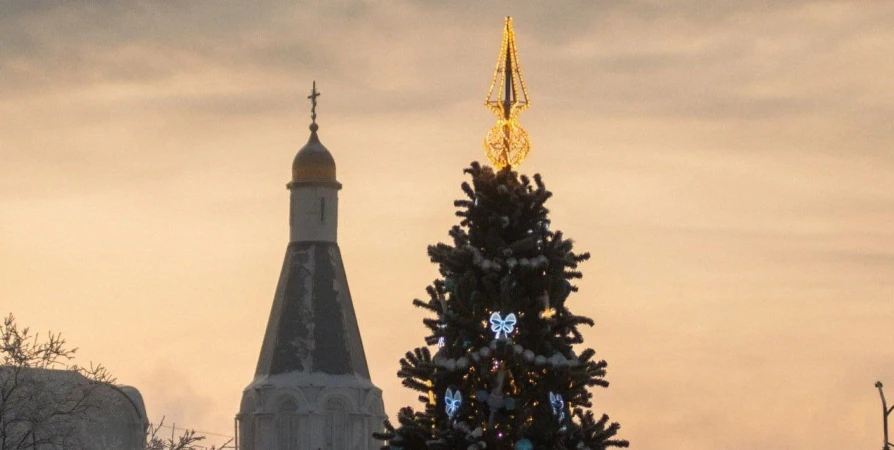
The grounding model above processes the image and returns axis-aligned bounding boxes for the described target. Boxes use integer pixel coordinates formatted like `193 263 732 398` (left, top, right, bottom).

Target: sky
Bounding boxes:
2 1 893 448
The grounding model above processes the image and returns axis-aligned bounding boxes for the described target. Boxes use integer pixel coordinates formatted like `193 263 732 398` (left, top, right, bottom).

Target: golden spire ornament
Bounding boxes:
484 16 531 169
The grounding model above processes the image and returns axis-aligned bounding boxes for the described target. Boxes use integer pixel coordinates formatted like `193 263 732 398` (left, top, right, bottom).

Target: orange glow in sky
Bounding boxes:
2 2 893 449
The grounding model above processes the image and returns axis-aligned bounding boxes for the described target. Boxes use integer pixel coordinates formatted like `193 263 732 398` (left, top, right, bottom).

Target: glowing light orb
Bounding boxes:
484 120 531 169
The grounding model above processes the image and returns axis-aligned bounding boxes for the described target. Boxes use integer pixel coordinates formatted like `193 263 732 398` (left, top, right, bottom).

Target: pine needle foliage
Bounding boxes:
375 163 627 450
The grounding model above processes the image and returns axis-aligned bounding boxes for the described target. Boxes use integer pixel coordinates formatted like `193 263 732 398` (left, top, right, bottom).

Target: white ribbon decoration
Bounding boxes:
445 388 462 418
549 391 566 421
489 312 517 340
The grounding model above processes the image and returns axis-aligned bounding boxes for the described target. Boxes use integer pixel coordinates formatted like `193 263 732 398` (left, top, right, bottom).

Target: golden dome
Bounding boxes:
291 123 338 186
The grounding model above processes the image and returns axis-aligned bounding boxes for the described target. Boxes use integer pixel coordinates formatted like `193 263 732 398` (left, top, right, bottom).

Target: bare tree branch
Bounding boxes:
145 417 233 450
877 381 891 450
3 314 231 450
1 313 132 450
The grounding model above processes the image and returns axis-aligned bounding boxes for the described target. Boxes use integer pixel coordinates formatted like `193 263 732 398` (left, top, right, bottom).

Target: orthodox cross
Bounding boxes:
308 81 321 124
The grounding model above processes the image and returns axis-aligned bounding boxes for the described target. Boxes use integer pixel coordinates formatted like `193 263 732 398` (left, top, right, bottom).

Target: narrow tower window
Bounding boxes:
320 197 326 223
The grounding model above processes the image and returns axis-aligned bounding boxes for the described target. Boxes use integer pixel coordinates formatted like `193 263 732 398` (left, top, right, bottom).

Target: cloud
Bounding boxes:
2 2 894 449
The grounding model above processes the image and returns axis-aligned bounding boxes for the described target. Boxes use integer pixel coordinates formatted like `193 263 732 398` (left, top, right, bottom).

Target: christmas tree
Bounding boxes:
374 17 628 450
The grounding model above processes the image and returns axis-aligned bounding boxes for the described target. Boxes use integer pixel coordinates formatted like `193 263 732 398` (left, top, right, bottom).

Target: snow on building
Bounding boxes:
0 366 148 450
236 83 386 450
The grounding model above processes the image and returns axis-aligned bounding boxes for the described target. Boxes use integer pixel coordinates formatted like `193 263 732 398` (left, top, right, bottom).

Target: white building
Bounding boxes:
0 367 148 450
237 88 386 450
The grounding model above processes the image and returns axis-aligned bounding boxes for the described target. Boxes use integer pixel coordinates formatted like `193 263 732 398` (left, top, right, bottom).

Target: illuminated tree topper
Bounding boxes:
484 16 532 169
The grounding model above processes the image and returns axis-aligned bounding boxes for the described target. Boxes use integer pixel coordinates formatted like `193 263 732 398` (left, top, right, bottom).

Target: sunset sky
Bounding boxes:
2 1 894 448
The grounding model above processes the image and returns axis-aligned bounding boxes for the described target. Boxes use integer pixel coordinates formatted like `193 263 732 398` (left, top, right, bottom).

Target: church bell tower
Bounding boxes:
237 82 386 450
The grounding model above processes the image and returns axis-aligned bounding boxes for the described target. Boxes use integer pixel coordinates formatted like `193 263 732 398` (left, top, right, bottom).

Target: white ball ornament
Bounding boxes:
457 357 470 369
534 355 547 366
469 246 483 264
523 350 535 363
446 359 457 371
513 344 523 355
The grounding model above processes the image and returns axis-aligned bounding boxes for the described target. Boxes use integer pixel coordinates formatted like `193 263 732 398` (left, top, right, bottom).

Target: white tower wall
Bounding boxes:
290 184 339 242
239 112 384 450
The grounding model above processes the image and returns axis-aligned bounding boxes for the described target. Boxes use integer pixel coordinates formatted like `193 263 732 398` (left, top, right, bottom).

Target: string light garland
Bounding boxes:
484 16 532 169
426 380 436 405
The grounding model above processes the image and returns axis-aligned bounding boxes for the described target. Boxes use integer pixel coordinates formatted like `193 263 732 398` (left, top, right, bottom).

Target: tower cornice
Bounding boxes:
287 179 342 190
